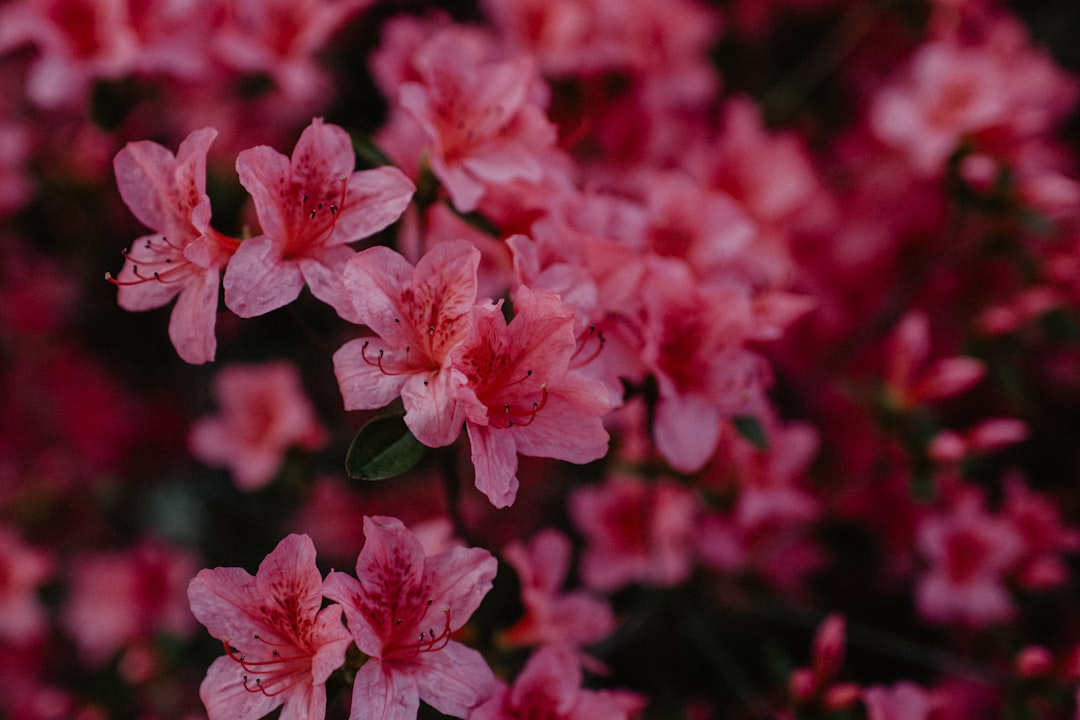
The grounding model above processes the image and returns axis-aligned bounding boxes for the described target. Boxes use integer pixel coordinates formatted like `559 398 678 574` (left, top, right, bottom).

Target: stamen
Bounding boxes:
361 341 409 376
570 325 606 368
222 638 313 698
502 385 548 428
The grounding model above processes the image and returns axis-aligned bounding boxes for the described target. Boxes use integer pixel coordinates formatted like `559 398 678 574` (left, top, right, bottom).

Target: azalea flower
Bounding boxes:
569 475 700 592
471 644 642 720
501 528 616 651
394 27 558 212
223 117 415 318
108 127 239 364
333 240 479 447
187 534 353 720
453 286 611 508
322 516 498 720
0 525 52 645
188 361 328 491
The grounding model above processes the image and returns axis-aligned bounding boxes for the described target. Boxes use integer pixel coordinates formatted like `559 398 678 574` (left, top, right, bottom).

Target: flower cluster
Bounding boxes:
3 0 1080 719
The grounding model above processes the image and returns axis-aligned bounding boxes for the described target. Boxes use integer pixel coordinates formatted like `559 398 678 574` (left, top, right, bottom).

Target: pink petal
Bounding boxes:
411 641 498 718
330 166 416 245
223 235 305 317
113 139 175 229
653 393 721 474
350 660 419 720
401 369 468 447
309 605 354 684
422 546 498 633
467 422 520 509
333 337 409 411
299 244 355 315
512 382 611 464
187 566 263 643
167 267 219 365
341 244 420 337
322 570 384 658
199 655 281 720
253 534 324 625
236 145 292 242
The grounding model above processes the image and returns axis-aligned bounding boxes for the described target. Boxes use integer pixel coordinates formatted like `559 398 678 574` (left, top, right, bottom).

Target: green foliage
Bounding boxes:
345 414 427 481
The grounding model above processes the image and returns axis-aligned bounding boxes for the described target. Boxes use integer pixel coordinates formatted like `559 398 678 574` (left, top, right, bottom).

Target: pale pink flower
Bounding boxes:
453 286 611 508
188 534 353 720
471 644 640 720
322 516 499 720
108 127 239 365
0 525 52 645
64 539 198 667
224 117 415 318
640 260 771 473
915 488 1024 626
188 361 327 491
333 240 479 447
501 528 616 651
569 476 699 592
398 202 515 300
870 40 1008 175
0 0 138 108
862 682 935 720
712 415 821 530
211 0 374 103
395 27 559 212
637 170 757 283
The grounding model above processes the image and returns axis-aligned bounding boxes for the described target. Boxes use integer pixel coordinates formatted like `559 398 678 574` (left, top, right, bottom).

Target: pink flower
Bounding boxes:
883 311 984 410
395 28 558 212
333 240 479 447
870 40 1008 175
187 534 353 720
501 529 616 651
1001 475 1080 589
322 516 499 720
224 117 415 318
108 127 239 365
640 260 771 473
569 475 699 592
64 539 198 667
862 682 935 720
472 644 641 720
0 525 52 645
210 0 374 103
453 286 611 508
915 488 1024 626
188 361 327 491
0 0 137 108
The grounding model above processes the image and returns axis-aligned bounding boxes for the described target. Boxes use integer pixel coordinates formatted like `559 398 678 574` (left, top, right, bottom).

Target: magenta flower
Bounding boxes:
108 127 239 364
187 534 353 720
224 117 415 318
322 516 498 720
453 286 612 508
333 240 480 447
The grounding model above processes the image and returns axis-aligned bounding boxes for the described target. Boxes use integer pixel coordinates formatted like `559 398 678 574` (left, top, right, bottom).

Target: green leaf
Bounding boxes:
346 414 426 481
733 415 768 451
